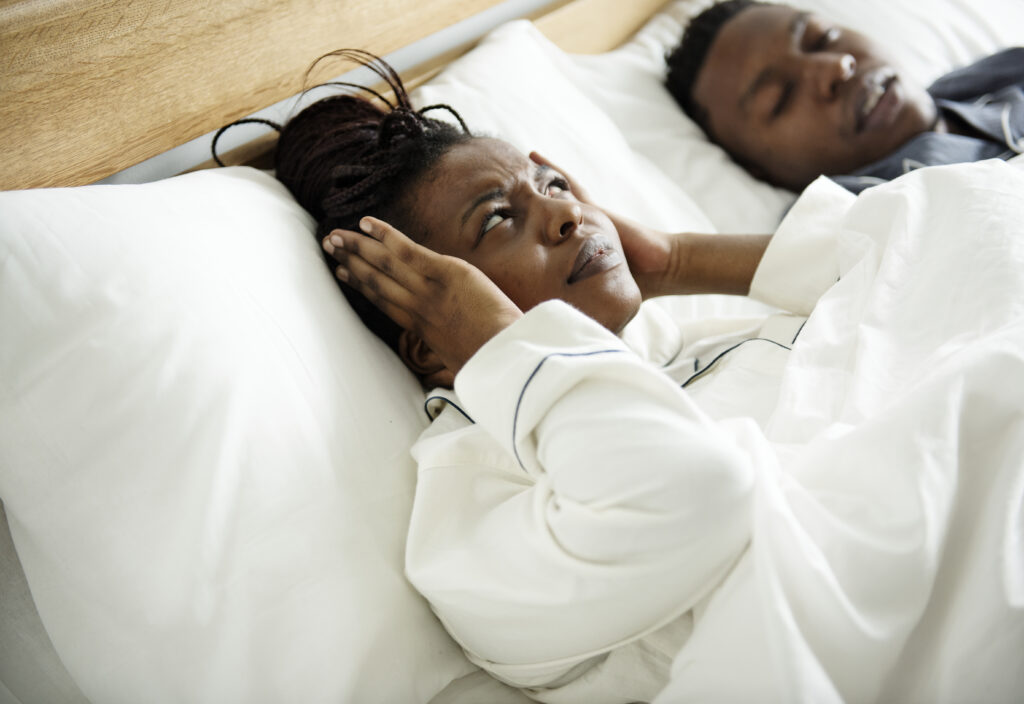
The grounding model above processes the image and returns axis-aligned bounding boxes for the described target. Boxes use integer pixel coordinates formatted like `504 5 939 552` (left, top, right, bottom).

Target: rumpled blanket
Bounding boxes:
657 158 1024 703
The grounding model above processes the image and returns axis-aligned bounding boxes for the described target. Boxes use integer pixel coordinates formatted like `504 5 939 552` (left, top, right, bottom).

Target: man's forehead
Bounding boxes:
697 5 806 102
710 4 810 70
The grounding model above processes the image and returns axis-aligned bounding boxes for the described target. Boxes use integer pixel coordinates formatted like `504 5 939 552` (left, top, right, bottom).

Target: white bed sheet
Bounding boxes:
656 157 1024 703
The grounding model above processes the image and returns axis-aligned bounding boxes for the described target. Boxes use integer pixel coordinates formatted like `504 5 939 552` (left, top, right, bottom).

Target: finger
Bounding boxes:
528 151 593 203
326 228 426 291
333 253 419 332
358 217 417 264
331 232 423 302
357 217 483 291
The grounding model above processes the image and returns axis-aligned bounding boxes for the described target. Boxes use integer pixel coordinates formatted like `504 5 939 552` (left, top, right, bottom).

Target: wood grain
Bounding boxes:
0 0 669 190
0 0 510 189
534 0 668 54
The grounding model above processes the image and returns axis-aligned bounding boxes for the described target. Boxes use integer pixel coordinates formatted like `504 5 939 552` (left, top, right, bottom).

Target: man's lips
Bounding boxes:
854 67 898 132
568 235 621 283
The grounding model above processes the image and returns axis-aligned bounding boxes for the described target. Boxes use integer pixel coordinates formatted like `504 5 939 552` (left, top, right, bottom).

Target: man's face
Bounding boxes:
407 137 642 335
692 4 938 190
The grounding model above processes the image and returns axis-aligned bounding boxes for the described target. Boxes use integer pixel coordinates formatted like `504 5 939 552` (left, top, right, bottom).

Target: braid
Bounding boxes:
665 0 766 138
268 50 474 353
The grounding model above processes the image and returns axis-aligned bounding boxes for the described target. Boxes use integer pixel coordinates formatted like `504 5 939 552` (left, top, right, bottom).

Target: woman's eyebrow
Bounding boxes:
460 187 505 228
790 11 810 42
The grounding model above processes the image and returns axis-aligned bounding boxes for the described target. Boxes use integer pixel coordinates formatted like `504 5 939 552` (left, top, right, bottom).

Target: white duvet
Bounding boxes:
656 158 1024 703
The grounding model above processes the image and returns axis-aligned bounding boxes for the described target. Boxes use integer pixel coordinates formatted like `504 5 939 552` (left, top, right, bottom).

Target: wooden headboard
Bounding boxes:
0 0 668 191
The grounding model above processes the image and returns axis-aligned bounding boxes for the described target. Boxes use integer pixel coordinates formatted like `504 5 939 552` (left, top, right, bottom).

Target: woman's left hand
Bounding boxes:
529 152 680 299
529 152 770 298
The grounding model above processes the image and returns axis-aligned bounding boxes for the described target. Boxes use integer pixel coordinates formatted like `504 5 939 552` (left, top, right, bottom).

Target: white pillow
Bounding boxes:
0 167 476 703
542 0 1024 234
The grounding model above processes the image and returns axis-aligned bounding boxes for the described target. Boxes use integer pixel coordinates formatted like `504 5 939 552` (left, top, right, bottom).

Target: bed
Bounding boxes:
1 0 1023 702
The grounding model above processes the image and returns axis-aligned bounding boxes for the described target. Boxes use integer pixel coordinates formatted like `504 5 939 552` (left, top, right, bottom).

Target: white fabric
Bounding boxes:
407 301 767 702
749 176 852 315
0 168 474 703
3 0 1024 702
406 159 1024 703
658 157 1024 704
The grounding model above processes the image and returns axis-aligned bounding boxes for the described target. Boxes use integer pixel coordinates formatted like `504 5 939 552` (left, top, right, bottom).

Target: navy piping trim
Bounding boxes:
511 348 626 471
791 320 807 345
682 337 791 389
423 395 475 424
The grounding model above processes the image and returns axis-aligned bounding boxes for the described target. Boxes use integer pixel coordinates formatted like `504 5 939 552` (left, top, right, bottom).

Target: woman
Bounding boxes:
234 51 1024 703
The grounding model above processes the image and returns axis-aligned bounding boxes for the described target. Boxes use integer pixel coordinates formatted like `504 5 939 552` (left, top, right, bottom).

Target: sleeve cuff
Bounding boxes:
749 176 856 315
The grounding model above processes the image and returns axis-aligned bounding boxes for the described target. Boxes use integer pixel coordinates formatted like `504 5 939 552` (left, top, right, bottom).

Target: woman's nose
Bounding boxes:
805 52 856 100
543 199 583 244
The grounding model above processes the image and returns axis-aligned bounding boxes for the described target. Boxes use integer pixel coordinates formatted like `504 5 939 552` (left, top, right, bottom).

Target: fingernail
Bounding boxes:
359 218 372 234
335 266 349 282
330 233 344 248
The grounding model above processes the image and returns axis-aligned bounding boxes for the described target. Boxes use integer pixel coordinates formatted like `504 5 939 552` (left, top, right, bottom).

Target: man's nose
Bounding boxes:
542 198 583 244
804 52 856 100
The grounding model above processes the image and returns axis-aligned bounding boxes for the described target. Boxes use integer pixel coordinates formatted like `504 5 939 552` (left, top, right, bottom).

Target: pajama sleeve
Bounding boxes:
749 175 856 315
404 300 759 688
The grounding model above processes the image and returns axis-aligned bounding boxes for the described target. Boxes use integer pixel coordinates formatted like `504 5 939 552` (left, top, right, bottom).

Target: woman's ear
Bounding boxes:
398 330 456 389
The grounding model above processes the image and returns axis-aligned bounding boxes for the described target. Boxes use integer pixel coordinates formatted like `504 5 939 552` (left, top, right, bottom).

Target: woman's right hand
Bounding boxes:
529 151 679 298
324 217 523 377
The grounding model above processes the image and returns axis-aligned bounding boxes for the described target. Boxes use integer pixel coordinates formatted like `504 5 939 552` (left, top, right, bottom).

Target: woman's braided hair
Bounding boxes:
213 50 474 353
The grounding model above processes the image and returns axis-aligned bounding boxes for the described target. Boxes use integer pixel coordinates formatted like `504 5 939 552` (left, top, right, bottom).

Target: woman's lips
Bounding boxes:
568 236 622 283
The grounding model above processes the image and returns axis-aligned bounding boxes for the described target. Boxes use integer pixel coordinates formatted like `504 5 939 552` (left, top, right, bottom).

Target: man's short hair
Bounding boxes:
665 0 766 138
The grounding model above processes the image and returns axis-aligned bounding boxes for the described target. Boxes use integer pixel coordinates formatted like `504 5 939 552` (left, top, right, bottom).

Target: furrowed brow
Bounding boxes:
790 11 810 41
460 187 505 229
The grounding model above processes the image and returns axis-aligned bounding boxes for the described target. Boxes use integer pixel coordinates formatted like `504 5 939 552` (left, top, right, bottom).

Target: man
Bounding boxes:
665 0 1024 192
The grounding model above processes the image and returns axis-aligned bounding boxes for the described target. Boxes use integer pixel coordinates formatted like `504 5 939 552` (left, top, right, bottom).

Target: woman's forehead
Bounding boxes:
441 137 528 175
430 138 550 198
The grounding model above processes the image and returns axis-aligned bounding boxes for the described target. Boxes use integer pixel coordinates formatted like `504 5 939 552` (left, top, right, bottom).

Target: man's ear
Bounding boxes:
398 330 456 389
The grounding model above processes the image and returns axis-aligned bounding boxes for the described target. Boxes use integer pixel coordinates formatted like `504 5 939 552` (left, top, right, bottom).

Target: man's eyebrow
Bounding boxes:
460 187 505 229
738 12 810 113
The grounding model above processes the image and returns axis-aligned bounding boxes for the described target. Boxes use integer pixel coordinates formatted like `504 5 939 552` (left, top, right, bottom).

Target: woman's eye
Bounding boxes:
482 212 506 235
811 27 839 50
546 177 570 196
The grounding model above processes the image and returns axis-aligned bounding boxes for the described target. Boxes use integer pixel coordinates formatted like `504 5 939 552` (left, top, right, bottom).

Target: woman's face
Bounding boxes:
402 137 642 334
